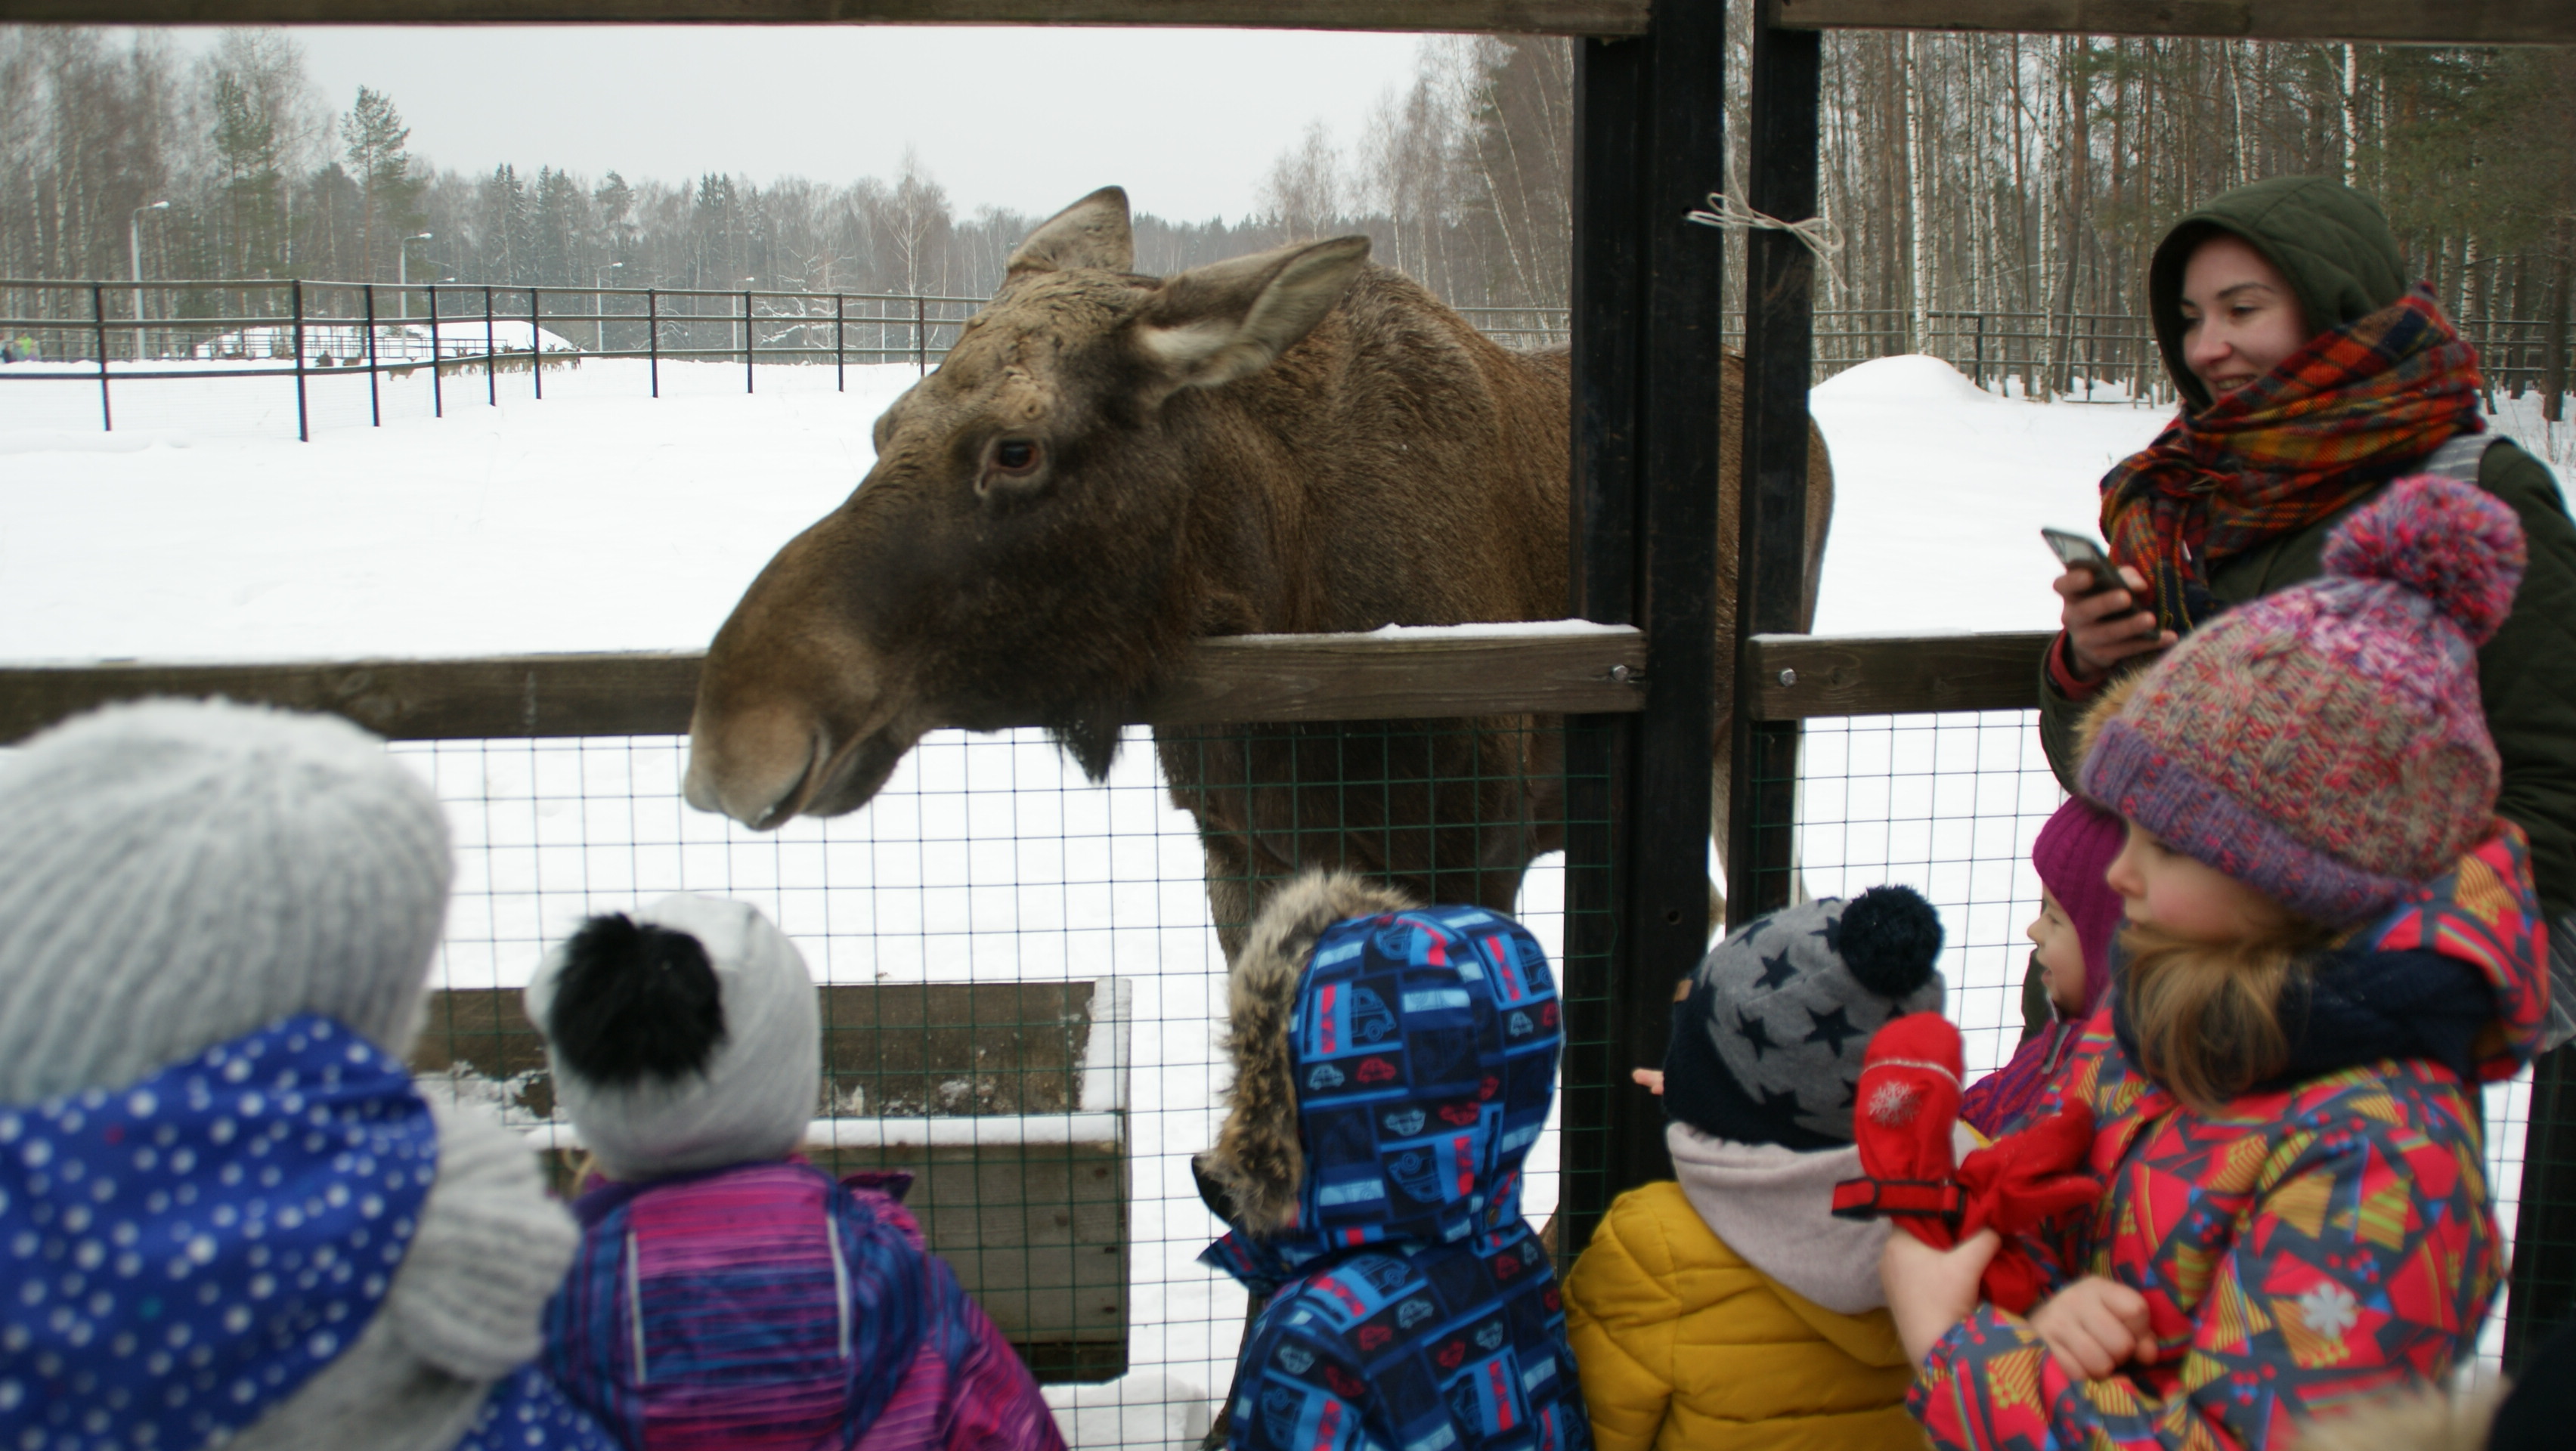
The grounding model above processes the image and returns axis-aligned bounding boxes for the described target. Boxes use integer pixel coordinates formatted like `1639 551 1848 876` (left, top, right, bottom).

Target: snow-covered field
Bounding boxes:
5 353 2567 1424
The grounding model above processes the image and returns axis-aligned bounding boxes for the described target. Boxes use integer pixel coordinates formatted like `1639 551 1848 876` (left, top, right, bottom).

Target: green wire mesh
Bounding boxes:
395 718 1609 1401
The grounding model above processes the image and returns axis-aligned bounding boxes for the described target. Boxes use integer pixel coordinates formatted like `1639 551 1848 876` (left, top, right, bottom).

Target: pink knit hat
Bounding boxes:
2080 475 2525 927
2031 797 2126 1017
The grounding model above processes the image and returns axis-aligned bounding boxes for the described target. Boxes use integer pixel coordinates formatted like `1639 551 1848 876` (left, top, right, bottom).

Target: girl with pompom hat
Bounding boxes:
526 895 1064 1451
1886 477 2550 1451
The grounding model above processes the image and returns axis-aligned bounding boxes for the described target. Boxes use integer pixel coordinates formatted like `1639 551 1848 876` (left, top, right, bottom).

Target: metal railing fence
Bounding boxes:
0 277 989 441
6 277 2565 440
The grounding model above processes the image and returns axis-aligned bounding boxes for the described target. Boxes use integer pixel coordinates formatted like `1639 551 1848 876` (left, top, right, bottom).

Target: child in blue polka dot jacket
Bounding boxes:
0 700 615 1451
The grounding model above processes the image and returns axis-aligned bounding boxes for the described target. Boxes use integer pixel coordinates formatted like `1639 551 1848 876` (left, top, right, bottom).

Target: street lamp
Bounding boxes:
396 233 432 320
128 200 168 360
593 261 624 351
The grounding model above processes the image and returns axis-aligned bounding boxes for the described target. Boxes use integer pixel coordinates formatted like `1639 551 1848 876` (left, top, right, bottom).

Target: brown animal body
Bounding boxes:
685 187 1831 954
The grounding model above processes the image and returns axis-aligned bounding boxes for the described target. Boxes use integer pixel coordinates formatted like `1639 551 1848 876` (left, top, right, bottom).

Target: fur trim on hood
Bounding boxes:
2073 668 2147 783
1206 871 1416 1236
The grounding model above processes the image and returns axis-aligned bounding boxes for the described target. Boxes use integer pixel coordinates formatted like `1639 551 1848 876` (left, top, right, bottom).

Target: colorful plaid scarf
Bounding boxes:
2101 285 2485 633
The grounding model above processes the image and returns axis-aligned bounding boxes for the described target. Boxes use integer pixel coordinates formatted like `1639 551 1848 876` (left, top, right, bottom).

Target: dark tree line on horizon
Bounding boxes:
4 22 2570 403
0 26 1574 309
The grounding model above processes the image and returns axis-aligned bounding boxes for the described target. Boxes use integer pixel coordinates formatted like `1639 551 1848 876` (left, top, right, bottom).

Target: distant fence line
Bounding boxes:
1 277 2566 440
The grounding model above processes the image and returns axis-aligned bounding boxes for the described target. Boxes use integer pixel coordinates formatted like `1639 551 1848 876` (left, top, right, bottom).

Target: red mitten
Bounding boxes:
1831 1012 1967 1242
1833 1014 2107 1315
1957 1101 2101 1313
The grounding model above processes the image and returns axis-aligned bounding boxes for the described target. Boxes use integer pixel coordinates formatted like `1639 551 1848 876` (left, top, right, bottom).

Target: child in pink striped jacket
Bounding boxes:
528 894 1064 1451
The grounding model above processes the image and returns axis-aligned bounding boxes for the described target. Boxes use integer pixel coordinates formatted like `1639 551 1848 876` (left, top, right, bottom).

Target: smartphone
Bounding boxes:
2042 527 2126 596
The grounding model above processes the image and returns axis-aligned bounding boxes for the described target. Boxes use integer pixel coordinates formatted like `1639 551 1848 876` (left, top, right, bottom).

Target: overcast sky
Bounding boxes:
170 25 1432 225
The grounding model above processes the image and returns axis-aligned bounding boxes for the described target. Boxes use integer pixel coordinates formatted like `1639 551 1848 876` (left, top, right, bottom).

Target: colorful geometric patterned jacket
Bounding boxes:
1198 874 1591 1451
1909 826 2549 1451
544 1159 1064 1451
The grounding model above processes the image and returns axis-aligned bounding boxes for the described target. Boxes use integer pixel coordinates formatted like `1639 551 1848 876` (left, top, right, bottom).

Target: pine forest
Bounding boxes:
3 24 2570 404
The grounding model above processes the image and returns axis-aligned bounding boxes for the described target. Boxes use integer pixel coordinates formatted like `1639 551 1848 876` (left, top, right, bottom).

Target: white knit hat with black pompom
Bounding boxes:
526 892 821 1183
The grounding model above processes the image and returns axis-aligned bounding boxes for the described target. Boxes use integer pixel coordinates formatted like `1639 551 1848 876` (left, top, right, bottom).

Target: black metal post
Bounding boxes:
1562 0 1732 1250
1974 311 1987 391
483 287 497 407
2510 1052 2576 1368
837 292 847 392
1726 14 1825 928
915 294 927 375
1561 26 1650 1263
364 283 381 428
1623 0 1731 1159
745 288 756 394
91 283 111 432
429 285 443 419
531 289 544 402
291 279 308 444
649 289 661 399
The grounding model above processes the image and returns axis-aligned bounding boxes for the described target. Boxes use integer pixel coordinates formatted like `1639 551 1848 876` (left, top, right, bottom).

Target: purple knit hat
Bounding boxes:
2032 797 2126 1017
2080 475 2525 927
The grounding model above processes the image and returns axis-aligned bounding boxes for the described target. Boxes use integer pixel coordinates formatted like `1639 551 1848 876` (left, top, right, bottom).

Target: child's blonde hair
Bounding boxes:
2116 915 2339 1110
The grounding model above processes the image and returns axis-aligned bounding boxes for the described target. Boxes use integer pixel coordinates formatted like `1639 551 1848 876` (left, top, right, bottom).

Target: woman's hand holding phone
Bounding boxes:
2057 567 2175 679
2042 530 2175 679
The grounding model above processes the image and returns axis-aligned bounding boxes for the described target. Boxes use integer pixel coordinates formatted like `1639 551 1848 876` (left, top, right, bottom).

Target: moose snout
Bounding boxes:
683 704 822 831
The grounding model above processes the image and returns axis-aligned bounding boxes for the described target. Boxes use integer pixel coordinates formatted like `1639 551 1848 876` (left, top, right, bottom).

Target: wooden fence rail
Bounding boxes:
1748 630 2051 719
9 0 2568 44
0 626 1652 744
0 628 2073 747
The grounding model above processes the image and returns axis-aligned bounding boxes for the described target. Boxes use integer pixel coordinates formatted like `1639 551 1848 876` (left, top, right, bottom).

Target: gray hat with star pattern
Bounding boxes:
1661 886 1946 1149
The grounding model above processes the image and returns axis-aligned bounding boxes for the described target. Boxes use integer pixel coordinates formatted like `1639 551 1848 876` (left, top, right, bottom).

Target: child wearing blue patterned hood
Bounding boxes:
0 700 611 1451
1196 872 1589 1451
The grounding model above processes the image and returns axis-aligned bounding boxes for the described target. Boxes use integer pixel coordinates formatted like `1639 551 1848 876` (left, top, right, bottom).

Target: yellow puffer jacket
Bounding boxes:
1564 1182 1924 1451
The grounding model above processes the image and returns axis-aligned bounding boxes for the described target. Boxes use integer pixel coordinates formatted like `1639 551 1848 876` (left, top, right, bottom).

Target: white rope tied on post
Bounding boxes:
1683 192 1847 302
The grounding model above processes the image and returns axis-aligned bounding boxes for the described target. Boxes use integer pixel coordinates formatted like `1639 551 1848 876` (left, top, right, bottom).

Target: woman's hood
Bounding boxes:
2147 175 2410 411
1200 871 1565 1264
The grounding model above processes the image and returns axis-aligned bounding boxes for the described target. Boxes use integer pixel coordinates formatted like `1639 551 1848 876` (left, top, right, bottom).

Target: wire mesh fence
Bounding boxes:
388 716 1612 1438
0 666 2547 1427
385 703 2546 1415
1772 708 2537 1388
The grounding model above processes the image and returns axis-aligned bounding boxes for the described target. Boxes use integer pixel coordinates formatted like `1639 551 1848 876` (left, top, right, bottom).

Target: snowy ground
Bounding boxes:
5 354 2569 1428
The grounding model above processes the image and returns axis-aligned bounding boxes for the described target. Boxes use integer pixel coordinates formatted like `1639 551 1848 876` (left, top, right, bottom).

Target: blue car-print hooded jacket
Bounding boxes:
1198 874 1589 1451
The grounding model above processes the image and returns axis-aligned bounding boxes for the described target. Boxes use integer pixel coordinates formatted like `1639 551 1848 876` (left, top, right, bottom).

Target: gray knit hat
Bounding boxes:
526 893 820 1183
0 698 454 1102
1661 886 1946 1149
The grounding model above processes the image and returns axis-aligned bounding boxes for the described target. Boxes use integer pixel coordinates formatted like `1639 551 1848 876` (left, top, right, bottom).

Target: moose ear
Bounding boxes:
1006 187 1135 277
1133 236 1370 395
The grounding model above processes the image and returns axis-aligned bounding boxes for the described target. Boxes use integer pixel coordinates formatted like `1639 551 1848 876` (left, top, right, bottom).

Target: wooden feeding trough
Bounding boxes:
412 977 1134 1382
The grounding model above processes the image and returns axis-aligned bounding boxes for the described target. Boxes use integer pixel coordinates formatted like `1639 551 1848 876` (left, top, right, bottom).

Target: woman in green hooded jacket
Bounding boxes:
2031 173 2576 1354
2037 176 2576 1005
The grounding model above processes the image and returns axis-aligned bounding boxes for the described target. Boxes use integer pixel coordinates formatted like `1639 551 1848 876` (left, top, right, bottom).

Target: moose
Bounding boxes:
684 187 1831 956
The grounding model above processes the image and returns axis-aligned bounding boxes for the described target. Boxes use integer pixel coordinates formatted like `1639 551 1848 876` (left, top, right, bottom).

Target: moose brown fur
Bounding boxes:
684 187 1831 954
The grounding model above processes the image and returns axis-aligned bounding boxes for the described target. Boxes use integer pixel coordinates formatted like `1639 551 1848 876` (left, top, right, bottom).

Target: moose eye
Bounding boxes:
992 438 1041 474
